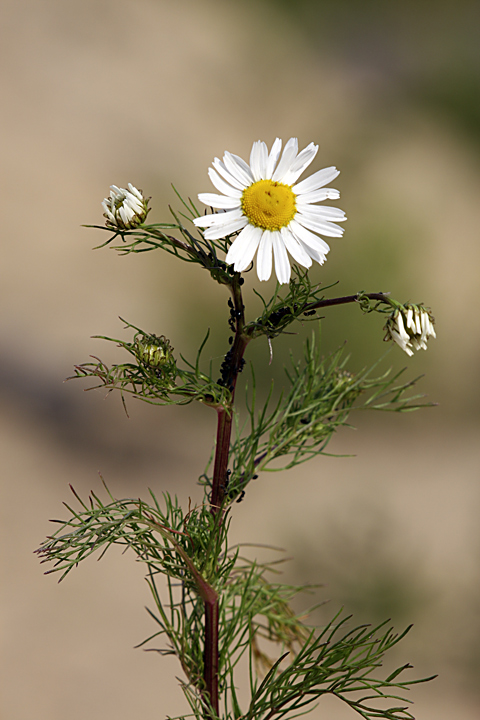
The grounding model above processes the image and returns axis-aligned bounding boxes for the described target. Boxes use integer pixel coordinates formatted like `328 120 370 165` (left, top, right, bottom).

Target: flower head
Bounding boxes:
193 138 346 284
385 304 436 356
102 183 149 230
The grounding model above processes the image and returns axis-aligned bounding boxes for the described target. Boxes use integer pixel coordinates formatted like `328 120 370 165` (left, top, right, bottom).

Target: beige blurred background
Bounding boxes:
1 0 479 718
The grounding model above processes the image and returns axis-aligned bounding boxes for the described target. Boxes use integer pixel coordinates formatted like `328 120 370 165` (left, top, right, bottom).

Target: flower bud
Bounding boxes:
134 335 177 393
102 183 149 230
385 304 436 356
135 334 176 370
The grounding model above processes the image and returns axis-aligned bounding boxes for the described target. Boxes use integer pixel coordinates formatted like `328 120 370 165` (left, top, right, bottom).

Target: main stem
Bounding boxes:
204 598 219 716
203 276 248 717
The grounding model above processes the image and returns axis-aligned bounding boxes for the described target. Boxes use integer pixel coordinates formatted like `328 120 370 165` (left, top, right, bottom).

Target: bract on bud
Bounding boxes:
385 304 436 356
102 183 149 230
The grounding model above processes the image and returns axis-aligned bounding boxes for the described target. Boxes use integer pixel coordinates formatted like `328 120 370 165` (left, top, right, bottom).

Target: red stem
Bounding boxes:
210 284 249 514
204 598 219 716
210 407 233 512
204 278 248 717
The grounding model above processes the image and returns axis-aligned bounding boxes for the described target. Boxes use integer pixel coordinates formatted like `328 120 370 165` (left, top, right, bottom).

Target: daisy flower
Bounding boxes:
102 183 149 230
385 304 436 356
193 138 346 284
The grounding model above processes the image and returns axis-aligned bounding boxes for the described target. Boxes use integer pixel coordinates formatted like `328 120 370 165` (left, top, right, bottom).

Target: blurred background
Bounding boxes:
1 0 479 718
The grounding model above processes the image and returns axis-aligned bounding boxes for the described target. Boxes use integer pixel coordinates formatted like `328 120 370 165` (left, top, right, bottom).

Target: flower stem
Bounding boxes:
210 278 249 514
211 406 232 512
204 598 219 717
204 276 249 716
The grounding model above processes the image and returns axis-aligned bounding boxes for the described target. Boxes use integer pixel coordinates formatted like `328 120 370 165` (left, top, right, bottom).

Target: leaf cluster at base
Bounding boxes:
37 485 434 720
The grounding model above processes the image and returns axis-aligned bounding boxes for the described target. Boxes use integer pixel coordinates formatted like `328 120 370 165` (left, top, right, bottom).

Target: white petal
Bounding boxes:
229 153 254 183
413 338 427 351
194 208 243 228
420 311 429 337
396 313 410 342
256 231 273 281
280 227 312 268
224 151 254 187
297 239 327 265
296 187 340 204
121 205 135 222
102 200 113 218
127 184 143 201
391 330 414 356
272 231 291 284
406 307 415 331
272 138 298 182
415 312 422 335
290 219 330 254
296 204 346 222
265 138 282 179
212 158 246 191
124 197 143 214
249 141 268 182
207 167 243 198
293 166 340 194
281 142 318 185
198 192 241 210
226 224 263 270
296 210 345 237
203 216 248 240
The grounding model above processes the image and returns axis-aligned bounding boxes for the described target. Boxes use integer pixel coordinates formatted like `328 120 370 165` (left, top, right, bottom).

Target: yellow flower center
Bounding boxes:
241 180 297 231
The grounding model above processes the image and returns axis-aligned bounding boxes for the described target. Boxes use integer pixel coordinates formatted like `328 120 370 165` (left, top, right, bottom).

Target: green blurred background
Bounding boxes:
1 1 479 718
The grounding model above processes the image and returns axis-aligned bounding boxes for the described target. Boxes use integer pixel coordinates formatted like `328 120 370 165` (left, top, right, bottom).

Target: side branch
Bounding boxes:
306 291 391 311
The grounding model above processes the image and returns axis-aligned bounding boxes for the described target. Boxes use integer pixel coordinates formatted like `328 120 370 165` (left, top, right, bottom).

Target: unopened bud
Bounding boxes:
385 304 436 356
102 183 149 230
134 334 176 381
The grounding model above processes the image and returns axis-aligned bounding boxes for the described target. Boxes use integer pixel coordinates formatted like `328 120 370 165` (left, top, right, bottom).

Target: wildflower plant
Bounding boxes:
37 138 437 719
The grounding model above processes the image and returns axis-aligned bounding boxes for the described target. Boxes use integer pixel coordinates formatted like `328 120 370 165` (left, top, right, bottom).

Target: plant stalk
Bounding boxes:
204 598 219 717
204 276 248 716
204 287 389 712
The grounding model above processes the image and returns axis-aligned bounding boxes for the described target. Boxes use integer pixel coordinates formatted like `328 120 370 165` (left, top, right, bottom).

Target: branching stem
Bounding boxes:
204 288 391 715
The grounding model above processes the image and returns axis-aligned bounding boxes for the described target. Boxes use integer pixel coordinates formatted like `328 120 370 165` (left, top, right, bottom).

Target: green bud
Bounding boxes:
134 334 176 382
